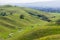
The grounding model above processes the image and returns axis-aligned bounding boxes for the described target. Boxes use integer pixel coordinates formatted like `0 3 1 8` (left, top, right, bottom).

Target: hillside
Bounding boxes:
0 5 60 40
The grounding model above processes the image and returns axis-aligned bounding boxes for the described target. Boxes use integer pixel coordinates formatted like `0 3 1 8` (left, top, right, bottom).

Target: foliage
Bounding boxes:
20 15 24 19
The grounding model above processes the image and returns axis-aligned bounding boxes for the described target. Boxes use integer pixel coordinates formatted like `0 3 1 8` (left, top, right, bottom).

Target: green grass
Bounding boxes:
35 34 60 40
0 5 60 40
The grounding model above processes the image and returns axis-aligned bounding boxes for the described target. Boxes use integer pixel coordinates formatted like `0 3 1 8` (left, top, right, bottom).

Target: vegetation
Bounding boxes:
0 5 60 40
20 15 24 19
56 19 60 25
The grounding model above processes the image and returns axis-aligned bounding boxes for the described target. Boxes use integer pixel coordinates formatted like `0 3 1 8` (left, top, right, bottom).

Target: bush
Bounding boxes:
20 15 24 19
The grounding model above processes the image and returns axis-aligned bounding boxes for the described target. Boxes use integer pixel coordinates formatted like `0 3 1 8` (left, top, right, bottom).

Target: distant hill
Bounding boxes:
8 1 60 13
30 7 60 13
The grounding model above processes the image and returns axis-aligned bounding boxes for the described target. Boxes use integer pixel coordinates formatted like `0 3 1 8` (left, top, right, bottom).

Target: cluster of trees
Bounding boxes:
37 15 51 22
0 12 13 16
0 12 7 16
4 5 13 7
28 11 51 22
28 12 36 16
0 11 25 19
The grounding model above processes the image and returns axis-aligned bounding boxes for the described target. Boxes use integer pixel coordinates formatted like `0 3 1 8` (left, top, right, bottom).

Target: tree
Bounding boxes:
20 15 24 19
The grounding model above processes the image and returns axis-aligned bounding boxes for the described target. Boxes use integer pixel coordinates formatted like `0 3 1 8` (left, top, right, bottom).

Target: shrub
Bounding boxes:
20 15 24 19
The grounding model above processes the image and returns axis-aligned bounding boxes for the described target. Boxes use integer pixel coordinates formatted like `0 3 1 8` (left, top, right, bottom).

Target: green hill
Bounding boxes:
0 5 60 40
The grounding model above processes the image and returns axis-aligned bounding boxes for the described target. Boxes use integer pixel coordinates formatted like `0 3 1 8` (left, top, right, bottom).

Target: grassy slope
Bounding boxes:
0 6 60 40
35 34 60 40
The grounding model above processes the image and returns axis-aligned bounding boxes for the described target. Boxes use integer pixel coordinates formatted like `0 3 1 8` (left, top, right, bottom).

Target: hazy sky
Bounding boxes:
0 0 57 4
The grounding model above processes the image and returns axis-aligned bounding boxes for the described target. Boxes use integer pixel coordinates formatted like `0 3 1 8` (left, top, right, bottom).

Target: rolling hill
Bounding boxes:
0 5 60 40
